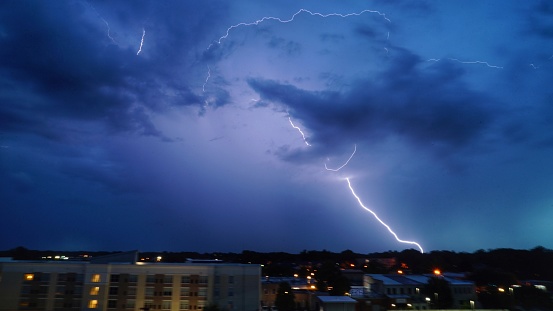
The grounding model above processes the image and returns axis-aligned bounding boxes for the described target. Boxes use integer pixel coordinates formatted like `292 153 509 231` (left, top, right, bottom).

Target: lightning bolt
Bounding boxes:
102 18 117 44
137 28 145 55
207 8 390 50
288 116 311 146
215 7 424 253
203 66 211 93
346 178 424 253
427 58 503 69
325 145 357 172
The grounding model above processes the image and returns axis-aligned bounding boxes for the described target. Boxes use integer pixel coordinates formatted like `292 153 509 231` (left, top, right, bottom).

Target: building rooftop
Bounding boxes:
368 274 474 286
317 296 357 303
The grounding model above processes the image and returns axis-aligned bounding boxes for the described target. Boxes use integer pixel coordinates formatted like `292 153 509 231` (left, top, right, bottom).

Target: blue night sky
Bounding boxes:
1 1 553 253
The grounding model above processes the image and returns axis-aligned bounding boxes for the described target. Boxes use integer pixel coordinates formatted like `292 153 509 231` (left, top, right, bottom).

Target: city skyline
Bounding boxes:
1 1 553 253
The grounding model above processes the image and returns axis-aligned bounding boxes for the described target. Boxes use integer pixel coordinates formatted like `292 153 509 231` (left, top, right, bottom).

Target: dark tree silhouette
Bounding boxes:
425 276 453 309
275 282 295 311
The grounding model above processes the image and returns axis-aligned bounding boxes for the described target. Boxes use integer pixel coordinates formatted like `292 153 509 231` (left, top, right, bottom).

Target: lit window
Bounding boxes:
88 300 98 309
198 288 207 297
24 274 34 281
180 300 189 310
91 274 101 283
90 287 100 295
181 287 190 297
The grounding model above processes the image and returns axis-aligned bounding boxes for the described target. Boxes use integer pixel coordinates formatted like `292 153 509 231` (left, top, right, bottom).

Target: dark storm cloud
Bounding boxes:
267 37 301 56
249 48 497 157
0 1 222 141
528 1 553 38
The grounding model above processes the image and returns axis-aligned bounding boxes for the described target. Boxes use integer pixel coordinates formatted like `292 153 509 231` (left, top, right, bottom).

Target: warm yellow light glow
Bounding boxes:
397 270 403 274
350 263 355 267
433 269 441 275
310 285 316 289
293 274 298 278
156 256 162 262
24 274 34 281
90 287 100 295
91 274 101 282
498 288 505 292
88 300 98 309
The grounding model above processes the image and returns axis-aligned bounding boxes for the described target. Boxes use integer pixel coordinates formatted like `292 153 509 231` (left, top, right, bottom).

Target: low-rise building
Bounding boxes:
316 296 356 311
364 274 478 310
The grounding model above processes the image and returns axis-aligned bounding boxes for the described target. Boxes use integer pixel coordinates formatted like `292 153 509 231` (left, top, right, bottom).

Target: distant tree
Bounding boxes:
275 282 295 311
315 278 329 292
470 268 517 287
315 261 339 292
514 284 553 310
425 276 453 309
203 304 224 311
329 275 350 296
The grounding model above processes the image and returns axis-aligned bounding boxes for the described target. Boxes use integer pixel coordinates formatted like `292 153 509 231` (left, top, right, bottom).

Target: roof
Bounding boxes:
386 275 424 285
442 276 473 285
368 274 475 286
317 296 357 304
387 294 412 299
367 274 402 285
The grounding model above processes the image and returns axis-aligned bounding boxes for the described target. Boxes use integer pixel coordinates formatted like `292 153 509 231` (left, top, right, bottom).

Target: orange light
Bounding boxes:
433 269 441 275
397 270 403 274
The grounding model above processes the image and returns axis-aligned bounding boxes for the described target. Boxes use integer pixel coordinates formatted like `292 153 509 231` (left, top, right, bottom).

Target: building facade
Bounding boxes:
0 255 260 311
364 274 478 310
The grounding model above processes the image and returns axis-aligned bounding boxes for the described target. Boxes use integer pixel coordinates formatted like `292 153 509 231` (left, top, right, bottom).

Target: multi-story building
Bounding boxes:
0 252 260 311
364 273 478 310
260 276 315 310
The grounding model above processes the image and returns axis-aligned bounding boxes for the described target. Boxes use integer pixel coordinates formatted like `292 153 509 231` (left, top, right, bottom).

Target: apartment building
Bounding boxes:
0 252 260 311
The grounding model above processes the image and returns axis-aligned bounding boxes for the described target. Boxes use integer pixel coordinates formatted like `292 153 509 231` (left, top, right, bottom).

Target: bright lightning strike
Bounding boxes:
288 116 310 146
325 145 357 171
137 28 145 55
346 178 424 253
427 58 503 69
207 8 390 50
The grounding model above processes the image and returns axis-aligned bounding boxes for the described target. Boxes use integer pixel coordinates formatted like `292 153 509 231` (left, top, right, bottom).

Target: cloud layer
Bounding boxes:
1 1 552 252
